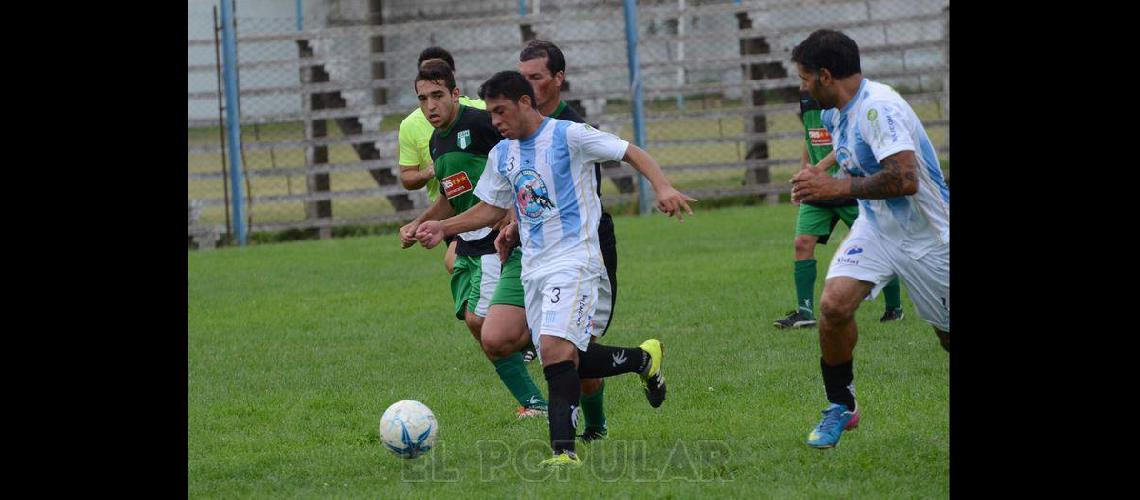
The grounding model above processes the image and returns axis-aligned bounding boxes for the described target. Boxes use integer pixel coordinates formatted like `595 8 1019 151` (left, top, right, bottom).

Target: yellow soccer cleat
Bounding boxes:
638 339 667 408
539 451 582 468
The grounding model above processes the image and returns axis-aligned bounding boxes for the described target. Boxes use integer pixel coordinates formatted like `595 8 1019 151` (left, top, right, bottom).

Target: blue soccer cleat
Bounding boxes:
806 402 860 449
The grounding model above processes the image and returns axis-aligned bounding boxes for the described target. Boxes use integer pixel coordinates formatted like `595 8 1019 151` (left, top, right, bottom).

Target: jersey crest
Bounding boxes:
514 169 556 219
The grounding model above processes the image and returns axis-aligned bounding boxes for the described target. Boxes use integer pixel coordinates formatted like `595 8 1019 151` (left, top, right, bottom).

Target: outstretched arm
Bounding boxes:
622 144 697 221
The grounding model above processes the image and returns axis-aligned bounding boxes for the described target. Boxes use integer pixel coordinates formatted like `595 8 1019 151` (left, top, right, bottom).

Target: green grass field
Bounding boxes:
187 204 949 498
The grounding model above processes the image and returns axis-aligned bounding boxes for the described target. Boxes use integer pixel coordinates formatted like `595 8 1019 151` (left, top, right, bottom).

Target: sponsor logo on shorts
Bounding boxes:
442 171 474 199
837 245 862 265
808 128 832 146
544 311 558 325
573 293 591 328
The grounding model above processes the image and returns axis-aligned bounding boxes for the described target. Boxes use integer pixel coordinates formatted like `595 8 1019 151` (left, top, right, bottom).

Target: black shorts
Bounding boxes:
596 211 618 336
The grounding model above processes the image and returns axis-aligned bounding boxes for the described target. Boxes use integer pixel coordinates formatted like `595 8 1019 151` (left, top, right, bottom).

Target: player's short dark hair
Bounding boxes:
791 30 861 79
478 71 538 109
415 60 456 92
519 39 566 75
418 46 455 71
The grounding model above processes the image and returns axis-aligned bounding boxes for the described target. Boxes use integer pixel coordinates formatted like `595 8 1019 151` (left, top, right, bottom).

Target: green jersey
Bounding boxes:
800 92 840 177
398 96 485 202
430 104 503 256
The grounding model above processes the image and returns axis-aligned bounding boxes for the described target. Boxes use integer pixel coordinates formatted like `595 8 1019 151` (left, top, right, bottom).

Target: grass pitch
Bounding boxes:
188 204 949 498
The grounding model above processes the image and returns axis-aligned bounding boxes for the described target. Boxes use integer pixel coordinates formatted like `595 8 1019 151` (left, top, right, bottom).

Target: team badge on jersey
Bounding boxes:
835 146 862 176
808 128 832 146
442 171 474 199
457 130 471 150
514 169 556 219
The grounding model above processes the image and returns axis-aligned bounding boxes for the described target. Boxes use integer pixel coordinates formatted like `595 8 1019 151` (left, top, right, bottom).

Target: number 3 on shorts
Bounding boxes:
550 287 561 303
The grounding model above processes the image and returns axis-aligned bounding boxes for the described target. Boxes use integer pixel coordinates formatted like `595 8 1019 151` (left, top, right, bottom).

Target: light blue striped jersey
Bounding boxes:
474 118 628 278
821 79 950 259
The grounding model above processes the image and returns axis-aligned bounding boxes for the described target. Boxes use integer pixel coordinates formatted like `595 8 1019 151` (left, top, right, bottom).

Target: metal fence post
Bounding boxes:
219 0 247 246
295 0 303 31
622 0 652 215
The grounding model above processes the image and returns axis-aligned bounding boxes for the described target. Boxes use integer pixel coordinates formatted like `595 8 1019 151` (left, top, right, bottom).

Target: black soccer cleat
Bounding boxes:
879 307 904 323
578 426 608 443
774 310 817 329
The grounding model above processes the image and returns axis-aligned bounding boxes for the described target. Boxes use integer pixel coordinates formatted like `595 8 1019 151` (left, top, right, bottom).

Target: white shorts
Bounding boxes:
523 266 612 359
826 218 950 331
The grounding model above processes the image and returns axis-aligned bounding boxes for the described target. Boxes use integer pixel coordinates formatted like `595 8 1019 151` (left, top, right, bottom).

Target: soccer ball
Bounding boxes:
379 400 438 459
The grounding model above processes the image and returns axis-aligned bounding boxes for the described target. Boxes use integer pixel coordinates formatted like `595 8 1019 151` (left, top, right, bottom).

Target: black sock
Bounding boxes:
577 344 648 379
820 358 856 411
544 361 581 455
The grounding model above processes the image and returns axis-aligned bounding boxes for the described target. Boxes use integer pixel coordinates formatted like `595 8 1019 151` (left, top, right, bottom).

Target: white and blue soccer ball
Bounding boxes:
379 400 438 459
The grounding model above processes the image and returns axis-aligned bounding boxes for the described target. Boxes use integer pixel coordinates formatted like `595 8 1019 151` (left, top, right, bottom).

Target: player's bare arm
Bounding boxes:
400 195 455 248
399 164 435 190
490 209 513 232
814 150 836 171
792 150 918 201
622 144 697 221
416 201 507 249
848 151 917 199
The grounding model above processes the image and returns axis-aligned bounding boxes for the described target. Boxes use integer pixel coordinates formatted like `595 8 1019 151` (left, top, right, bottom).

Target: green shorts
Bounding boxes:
491 248 525 308
795 203 859 244
450 254 499 321
450 250 526 321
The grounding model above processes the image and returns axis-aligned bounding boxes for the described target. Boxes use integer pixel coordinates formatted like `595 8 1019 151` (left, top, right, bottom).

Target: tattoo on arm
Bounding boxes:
849 153 918 199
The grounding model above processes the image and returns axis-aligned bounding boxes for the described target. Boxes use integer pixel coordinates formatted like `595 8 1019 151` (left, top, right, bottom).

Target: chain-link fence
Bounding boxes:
188 0 949 249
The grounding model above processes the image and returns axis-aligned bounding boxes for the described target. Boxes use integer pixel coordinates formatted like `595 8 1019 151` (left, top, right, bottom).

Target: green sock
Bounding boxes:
794 259 817 318
580 381 607 432
883 276 902 310
492 353 547 410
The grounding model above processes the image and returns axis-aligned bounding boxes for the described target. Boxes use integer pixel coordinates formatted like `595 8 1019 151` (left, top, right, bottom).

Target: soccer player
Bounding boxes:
398 61 548 419
517 39 616 442
789 30 950 449
415 71 695 467
773 91 905 329
397 47 487 274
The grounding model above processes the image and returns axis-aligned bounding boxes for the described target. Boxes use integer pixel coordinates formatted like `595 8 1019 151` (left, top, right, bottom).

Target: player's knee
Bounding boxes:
465 313 484 336
819 293 856 324
539 336 576 366
794 236 816 256
936 329 950 352
480 334 512 359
